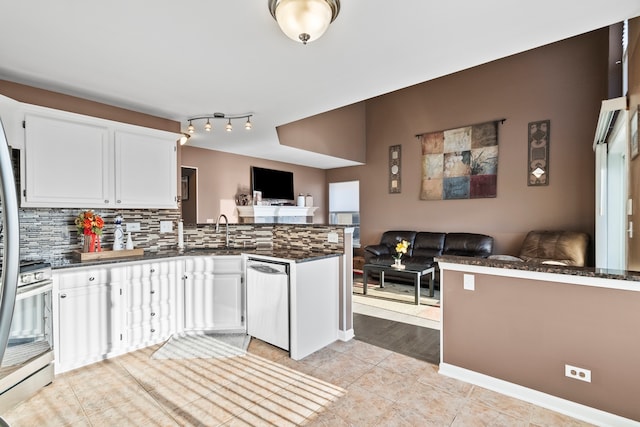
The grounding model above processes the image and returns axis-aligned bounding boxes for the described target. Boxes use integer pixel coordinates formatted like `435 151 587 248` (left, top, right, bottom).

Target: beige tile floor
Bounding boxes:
2 338 595 426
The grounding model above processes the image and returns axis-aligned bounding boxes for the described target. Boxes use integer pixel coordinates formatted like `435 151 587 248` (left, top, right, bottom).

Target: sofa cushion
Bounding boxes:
364 244 391 257
518 230 589 267
443 233 494 258
379 231 417 256
413 232 445 258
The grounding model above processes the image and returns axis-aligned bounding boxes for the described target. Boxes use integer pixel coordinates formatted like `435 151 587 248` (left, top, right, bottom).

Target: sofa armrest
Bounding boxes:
364 244 391 257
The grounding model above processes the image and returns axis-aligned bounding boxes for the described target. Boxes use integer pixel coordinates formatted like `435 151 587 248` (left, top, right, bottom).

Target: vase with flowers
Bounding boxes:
393 239 410 268
75 210 104 252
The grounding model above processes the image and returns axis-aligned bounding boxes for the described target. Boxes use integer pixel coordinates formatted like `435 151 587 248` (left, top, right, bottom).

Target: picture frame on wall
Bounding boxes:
631 107 638 160
389 145 401 193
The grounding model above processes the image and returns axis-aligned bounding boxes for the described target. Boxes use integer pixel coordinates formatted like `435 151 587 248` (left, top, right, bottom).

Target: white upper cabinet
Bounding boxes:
0 94 25 149
24 113 112 207
21 106 178 209
114 130 177 208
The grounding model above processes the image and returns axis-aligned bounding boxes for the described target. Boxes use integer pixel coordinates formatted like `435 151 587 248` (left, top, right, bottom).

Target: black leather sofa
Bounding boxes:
364 230 494 285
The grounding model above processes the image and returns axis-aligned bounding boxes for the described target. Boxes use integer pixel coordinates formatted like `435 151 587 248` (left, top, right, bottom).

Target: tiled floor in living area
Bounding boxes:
2 338 595 426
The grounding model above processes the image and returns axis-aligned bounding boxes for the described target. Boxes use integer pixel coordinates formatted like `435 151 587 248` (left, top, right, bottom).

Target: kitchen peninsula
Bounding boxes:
438 256 640 426
51 224 355 375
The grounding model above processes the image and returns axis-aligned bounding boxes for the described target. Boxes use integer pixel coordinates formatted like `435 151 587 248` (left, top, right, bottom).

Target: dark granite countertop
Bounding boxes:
435 255 640 282
52 247 341 270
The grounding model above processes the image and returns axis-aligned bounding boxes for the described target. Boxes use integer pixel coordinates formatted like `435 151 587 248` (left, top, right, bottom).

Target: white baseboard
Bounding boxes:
337 329 354 341
439 363 640 427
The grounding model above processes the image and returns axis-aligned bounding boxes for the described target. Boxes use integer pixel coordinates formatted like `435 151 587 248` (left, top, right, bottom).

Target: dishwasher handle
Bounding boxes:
248 264 286 275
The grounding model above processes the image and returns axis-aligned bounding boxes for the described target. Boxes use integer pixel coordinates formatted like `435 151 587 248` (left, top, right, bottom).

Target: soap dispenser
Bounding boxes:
113 215 124 251
126 232 134 250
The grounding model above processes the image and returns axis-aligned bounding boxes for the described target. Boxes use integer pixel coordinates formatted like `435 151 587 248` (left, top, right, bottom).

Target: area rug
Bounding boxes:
353 276 440 307
151 332 251 360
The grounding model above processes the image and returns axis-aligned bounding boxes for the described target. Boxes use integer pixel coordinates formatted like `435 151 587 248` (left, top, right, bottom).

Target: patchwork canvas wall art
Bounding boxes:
418 121 499 200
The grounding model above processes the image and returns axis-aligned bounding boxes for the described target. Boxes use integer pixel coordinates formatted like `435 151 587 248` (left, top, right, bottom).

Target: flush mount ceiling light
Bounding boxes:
186 113 253 134
268 0 340 45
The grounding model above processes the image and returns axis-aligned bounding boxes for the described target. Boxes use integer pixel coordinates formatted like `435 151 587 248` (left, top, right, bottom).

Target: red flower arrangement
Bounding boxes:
75 210 104 252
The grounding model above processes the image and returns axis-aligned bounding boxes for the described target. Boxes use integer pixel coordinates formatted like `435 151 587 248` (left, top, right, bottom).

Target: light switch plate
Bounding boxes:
463 274 475 291
127 222 141 232
327 232 339 243
160 221 173 233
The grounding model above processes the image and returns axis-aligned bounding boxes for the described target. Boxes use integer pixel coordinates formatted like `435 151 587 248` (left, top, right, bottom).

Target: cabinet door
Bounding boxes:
24 114 112 207
211 274 243 330
125 261 179 347
185 273 243 330
57 283 121 372
184 257 243 331
114 130 177 208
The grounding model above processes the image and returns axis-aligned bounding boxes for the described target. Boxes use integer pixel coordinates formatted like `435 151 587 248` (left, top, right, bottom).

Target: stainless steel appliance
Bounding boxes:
0 117 54 414
246 259 289 351
0 261 54 412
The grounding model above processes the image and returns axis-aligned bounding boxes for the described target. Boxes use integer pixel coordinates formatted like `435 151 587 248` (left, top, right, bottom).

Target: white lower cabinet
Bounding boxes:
55 266 125 373
124 260 181 350
54 255 247 373
184 256 244 331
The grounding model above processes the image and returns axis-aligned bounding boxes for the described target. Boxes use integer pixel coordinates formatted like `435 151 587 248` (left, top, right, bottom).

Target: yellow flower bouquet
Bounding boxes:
393 240 410 261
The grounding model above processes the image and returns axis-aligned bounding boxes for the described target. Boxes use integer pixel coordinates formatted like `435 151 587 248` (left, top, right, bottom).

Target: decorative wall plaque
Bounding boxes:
528 120 550 186
417 121 499 200
389 145 401 193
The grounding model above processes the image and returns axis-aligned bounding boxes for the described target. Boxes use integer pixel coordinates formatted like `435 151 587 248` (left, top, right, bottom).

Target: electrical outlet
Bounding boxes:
126 222 141 232
327 232 339 243
160 221 173 233
62 228 70 242
565 364 591 383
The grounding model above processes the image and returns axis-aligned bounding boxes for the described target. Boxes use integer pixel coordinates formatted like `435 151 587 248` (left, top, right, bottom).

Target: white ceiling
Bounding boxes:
1 1 639 169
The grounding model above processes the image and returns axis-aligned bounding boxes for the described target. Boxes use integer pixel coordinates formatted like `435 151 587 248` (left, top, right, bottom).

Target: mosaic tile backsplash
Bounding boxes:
0 206 346 266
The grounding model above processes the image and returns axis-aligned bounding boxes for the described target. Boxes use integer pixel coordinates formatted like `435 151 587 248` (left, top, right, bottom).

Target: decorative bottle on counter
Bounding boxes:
305 193 313 207
113 216 124 251
126 232 134 250
297 193 305 207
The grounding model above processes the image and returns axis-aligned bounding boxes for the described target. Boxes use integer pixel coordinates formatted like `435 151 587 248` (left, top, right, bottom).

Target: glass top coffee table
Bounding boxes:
362 263 435 305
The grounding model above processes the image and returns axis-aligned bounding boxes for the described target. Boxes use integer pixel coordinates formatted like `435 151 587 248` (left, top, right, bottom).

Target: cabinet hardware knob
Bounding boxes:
104 200 109 204
117 200 121 204
89 277 95 281
60 294 67 298
150 290 155 294
150 269 156 273
151 329 156 333
150 312 156 316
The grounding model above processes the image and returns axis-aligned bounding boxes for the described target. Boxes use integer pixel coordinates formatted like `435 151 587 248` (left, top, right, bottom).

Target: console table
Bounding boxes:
362 263 435 305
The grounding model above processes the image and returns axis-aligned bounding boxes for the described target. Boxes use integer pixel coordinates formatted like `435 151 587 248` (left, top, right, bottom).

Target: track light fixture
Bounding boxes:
185 112 253 134
178 133 191 145
268 0 340 45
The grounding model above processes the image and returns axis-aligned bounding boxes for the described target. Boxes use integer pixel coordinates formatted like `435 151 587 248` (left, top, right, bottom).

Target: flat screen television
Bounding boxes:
251 166 294 201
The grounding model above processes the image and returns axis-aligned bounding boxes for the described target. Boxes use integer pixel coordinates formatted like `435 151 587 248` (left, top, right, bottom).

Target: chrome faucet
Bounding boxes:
215 214 229 248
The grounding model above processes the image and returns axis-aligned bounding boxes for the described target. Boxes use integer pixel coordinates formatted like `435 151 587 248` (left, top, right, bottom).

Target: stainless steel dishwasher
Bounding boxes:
246 259 289 351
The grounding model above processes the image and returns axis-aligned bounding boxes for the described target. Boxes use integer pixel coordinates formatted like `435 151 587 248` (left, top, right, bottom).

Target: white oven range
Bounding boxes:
0 260 54 412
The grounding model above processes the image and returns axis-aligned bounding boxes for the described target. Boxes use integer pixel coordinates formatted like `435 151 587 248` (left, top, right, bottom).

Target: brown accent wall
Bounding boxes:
327 29 609 258
0 79 180 133
442 269 640 421
277 102 366 163
181 146 327 224
627 18 640 271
